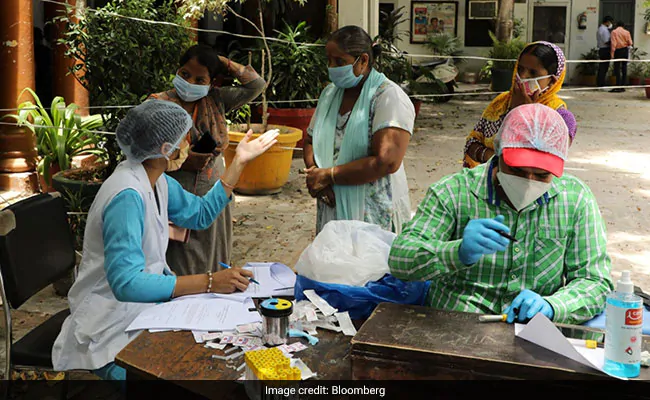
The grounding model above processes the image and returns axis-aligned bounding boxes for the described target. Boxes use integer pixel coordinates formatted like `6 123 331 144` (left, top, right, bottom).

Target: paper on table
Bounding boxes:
218 263 296 299
303 290 338 316
515 314 626 380
335 312 357 336
126 296 262 332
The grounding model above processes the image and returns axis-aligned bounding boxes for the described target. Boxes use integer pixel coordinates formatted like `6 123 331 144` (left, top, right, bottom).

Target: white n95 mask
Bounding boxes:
497 171 552 211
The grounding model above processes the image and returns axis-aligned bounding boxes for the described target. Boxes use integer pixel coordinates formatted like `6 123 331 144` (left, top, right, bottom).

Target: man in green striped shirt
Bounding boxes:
389 104 613 325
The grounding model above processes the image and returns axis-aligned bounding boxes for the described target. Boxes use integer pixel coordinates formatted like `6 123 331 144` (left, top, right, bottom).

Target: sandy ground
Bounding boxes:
231 88 650 289
2 87 649 381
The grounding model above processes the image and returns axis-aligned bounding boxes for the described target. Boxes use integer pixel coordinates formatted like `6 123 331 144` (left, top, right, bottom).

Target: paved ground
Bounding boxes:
2 87 649 382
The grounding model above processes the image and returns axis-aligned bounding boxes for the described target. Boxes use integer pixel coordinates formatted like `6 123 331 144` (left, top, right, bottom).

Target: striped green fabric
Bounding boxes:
389 159 613 324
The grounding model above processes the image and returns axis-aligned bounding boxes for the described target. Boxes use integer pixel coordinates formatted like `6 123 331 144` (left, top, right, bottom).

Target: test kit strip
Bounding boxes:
303 290 338 316
335 312 357 336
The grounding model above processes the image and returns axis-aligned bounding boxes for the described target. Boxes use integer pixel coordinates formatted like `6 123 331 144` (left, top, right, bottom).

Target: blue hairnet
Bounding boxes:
116 100 193 163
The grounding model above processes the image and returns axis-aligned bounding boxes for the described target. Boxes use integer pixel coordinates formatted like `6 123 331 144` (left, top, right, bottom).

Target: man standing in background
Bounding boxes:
597 16 614 88
610 21 633 92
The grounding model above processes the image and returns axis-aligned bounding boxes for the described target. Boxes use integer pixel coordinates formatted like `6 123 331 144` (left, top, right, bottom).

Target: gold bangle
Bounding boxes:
221 179 236 190
206 271 213 293
330 167 336 185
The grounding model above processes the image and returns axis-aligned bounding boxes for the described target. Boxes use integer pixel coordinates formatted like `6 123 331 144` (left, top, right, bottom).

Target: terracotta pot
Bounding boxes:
630 77 642 86
580 75 597 87
224 124 302 195
412 99 423 118
0 125 38 173
646 78 650 99
39 164 61 193
261 107 316 151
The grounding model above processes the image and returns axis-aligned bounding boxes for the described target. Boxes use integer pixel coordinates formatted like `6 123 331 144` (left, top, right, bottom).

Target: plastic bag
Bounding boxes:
295 220 396 287
294 274 431 320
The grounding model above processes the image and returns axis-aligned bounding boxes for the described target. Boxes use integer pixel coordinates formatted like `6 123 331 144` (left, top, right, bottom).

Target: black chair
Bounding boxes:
0 193 76 379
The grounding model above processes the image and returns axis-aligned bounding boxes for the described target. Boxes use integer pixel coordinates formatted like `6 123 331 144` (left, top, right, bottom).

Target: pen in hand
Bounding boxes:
497 230 518 243
218 262 260 285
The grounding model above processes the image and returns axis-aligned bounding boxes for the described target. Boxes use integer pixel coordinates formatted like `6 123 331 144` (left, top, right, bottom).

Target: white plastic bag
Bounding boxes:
295 221 396 287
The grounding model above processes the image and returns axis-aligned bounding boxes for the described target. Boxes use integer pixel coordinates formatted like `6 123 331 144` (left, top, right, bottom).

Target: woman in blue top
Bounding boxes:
52 100 279 380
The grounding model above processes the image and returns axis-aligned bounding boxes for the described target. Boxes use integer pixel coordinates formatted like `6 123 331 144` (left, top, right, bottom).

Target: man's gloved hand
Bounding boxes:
505 289 554 323
458 215 511 266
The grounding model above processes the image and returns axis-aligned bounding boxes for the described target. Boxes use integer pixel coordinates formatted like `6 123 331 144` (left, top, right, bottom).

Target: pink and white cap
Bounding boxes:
494 103 570 177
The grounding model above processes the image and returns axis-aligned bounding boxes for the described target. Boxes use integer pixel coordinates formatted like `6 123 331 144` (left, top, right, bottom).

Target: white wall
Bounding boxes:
339 0 379 37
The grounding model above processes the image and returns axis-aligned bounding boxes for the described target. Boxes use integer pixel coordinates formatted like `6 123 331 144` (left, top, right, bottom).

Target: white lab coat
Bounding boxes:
52 160 175 371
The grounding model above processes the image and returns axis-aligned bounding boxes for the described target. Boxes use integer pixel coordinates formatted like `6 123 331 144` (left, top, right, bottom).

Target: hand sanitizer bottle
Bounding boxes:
603 270 643 378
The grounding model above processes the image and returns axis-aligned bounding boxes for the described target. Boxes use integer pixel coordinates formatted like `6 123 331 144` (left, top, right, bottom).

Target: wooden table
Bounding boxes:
351 303 650 383
115 327 354 399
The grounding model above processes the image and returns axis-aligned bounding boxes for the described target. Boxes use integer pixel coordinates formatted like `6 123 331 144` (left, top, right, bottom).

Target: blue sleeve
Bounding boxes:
165 174 232 230
102 189 177 303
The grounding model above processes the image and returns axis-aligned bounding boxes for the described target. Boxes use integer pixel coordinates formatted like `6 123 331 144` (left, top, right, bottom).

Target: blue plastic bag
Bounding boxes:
294 273 431 320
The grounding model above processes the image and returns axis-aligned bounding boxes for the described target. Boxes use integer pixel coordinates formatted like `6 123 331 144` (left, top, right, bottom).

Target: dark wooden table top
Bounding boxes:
351 303 650 381
115 325 354 398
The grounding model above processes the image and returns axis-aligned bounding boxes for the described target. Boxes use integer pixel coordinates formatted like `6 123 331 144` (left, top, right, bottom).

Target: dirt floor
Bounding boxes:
2 87 650 382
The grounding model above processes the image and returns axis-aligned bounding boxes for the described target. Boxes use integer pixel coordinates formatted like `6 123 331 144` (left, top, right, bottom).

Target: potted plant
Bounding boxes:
56 0 194 181
576 48 600 86
2 89 106 194
487 32 526 92
629 48 648 86
262 21 328 150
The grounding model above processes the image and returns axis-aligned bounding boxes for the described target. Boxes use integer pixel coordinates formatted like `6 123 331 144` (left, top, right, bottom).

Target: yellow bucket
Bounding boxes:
224 124 302 195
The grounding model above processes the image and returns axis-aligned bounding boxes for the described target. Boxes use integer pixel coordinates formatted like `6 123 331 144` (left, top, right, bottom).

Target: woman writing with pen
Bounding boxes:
52 100 279 381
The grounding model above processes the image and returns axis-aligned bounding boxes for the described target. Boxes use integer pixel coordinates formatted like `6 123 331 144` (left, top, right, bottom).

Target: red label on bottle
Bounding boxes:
625 308 643 325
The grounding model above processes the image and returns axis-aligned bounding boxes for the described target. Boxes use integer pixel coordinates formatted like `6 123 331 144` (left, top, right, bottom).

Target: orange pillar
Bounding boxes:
0 0 39 192
45 0 89 116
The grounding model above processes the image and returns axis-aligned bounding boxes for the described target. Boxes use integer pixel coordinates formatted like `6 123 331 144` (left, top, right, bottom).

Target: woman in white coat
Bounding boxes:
52 100 279 380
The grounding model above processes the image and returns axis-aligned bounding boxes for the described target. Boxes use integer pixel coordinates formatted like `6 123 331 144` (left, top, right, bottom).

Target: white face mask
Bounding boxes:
496 171 552 212
516 73 552 96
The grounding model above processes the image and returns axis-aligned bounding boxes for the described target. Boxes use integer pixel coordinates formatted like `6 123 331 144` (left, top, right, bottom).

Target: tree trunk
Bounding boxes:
326 0 338 35
495 0 515 42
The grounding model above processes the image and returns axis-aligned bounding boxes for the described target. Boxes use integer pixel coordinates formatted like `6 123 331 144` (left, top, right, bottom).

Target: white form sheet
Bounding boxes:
218 263 296 300
515 314 626 380
125 296 261 332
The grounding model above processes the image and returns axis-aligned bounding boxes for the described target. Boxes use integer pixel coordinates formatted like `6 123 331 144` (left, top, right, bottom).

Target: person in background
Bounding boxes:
390 103 613 325
428 18 439 34
610 21 633 92
52 100 278 380
150 45 265 276
597 16 614 88
303 25 414 235
464 42 577 168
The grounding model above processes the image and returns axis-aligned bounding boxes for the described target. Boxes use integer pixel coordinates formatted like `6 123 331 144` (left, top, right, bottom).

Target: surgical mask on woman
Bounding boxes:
516 73 553 97
166 139 190 171
173 74 210 102
328 57 363 89
496 171 552 211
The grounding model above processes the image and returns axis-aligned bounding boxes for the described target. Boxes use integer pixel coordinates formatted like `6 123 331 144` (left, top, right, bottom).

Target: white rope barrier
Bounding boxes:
1 84 649 113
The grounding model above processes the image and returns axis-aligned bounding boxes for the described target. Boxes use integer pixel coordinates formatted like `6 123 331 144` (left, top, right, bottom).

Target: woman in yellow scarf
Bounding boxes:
463 41 577 168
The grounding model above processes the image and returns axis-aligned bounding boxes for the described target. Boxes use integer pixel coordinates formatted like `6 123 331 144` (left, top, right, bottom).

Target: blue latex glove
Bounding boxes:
505 289 554 323
458 215 511 265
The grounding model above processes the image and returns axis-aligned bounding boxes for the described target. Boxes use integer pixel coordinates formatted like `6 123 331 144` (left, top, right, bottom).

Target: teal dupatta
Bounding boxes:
312 69 387 221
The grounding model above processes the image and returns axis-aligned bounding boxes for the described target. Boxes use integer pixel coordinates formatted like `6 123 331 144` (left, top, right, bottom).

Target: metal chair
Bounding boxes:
0 193 76 380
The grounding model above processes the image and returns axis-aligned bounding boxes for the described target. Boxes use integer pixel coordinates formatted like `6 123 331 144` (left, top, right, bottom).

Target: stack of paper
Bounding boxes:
126 295 261 332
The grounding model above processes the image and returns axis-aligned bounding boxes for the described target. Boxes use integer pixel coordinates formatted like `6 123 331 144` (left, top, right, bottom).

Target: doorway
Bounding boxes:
528 1 571 56
600 0 635 40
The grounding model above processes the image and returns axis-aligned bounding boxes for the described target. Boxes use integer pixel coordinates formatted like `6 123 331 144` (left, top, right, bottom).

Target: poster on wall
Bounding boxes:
411 1 458 43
